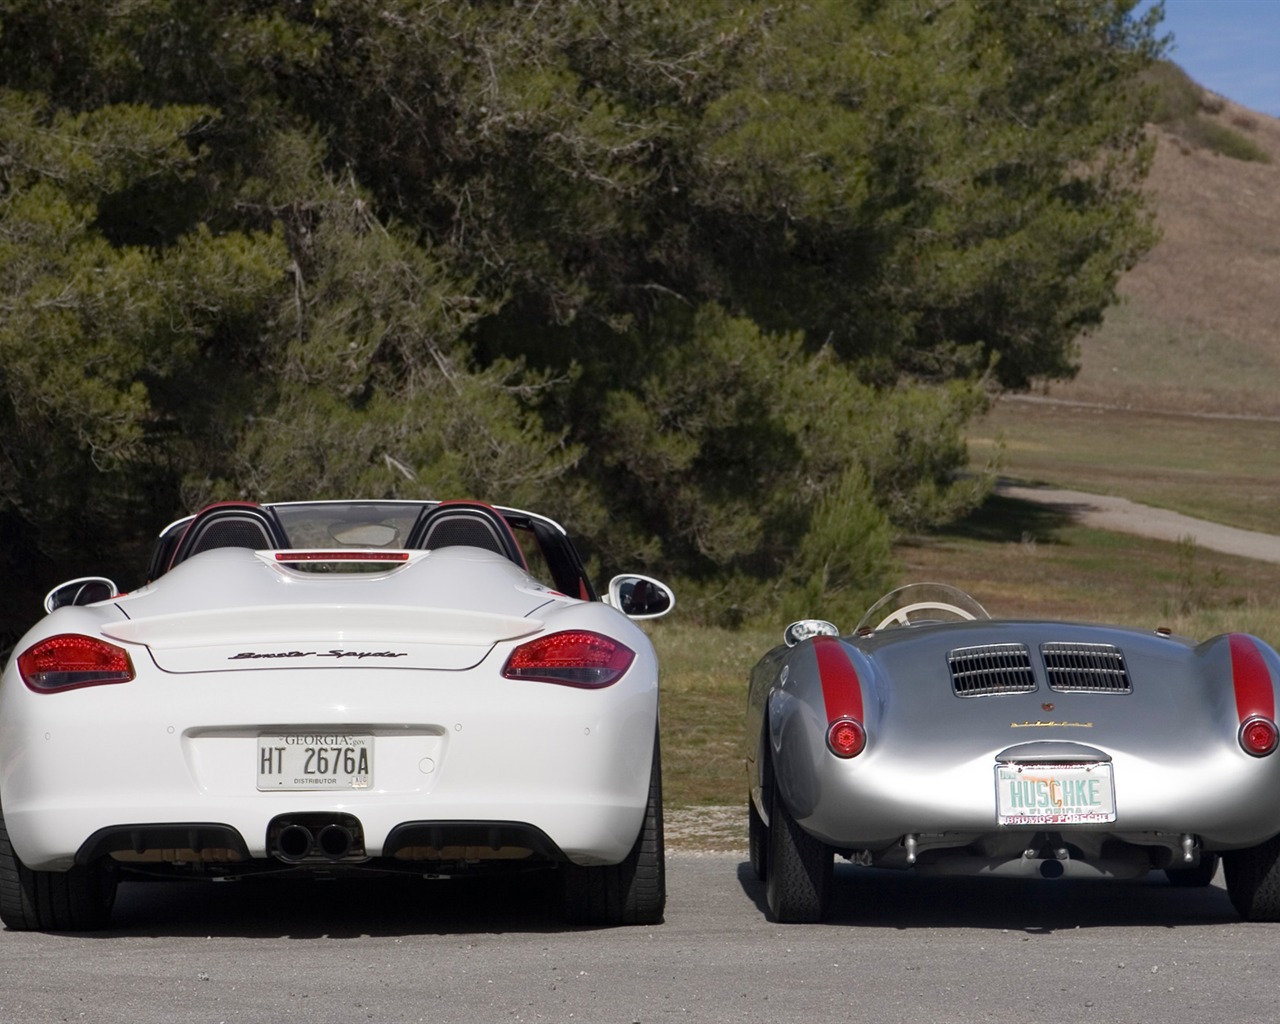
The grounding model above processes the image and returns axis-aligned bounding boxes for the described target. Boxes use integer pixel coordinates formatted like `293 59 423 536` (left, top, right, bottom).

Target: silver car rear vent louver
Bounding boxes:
1042 642 1132 693
948 643 1036 696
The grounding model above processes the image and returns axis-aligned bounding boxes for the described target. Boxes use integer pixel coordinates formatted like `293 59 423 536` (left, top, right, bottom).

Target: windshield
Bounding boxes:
272 502 421 549
855 583 990 633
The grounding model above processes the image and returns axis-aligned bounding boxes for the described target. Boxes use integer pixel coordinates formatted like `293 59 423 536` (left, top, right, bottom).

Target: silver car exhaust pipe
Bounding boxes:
1039 858 1066 879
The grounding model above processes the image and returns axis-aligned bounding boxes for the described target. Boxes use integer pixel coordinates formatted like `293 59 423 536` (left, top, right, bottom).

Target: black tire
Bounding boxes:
764 783 831 923
561 731 665 926
1165 852 1220 888
0 810 116 931
747 795 767 882
1224 835 1280 920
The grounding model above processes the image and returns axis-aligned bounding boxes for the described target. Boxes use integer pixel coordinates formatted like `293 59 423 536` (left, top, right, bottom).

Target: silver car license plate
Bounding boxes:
995 762 1115 825
257 734 373 791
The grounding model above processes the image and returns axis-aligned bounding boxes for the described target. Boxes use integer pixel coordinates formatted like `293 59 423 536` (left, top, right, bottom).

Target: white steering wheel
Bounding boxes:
875 600 978 630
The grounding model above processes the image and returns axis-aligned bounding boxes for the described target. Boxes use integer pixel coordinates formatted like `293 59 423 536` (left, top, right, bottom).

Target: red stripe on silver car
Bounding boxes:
1229 633 1275 721
813 636 863 722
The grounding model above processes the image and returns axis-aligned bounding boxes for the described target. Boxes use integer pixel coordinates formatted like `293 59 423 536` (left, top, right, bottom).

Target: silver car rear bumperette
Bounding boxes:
864 829 1199 880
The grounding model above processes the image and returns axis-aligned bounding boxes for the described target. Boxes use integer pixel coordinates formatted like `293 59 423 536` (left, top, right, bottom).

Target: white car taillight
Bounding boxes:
17 634 136 693
501 631 635 688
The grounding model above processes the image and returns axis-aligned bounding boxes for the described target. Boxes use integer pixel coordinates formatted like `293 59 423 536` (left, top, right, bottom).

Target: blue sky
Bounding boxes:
1138 0 1280 116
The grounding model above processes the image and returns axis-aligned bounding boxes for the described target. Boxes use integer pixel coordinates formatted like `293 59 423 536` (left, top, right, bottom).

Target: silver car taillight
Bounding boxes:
1240 716 1279 757
826 717 867 758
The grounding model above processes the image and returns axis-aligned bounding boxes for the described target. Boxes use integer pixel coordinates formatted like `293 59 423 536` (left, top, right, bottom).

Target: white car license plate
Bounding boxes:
257 734 373 791
995 762 1115 825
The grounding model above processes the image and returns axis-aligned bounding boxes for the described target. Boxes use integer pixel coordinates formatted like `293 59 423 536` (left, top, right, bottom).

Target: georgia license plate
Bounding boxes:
257 734 373 791
995 762 1115 825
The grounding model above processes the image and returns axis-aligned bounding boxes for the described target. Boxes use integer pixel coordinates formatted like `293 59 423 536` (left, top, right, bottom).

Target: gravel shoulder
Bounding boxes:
667 804 746 853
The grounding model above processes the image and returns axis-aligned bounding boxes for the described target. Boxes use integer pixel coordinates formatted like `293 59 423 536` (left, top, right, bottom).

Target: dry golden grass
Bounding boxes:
1048 97 1280 416
971 399 1280 534
897 495 1280 630
649 620 772 808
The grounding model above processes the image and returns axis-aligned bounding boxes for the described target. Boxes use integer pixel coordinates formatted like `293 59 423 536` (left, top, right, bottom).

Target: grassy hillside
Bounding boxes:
974 67 1280 515
1055 66 1280 416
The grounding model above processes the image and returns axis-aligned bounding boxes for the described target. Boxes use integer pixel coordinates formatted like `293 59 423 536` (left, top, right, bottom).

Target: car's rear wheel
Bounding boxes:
560 731 665 926
1224 835 1280 920
0 810 117 931
1165 852 1220 888
764 784 831 923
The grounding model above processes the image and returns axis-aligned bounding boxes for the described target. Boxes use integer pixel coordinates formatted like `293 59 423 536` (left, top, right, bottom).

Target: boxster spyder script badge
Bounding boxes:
229 649 409 660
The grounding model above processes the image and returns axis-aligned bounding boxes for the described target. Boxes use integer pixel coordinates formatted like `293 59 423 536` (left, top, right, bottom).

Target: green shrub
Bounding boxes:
1176 117 1272 164
1143 60 1203 123
1143 59 1271 164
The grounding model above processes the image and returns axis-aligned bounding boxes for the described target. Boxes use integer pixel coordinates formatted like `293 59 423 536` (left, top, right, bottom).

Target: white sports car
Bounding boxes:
0 499 674 930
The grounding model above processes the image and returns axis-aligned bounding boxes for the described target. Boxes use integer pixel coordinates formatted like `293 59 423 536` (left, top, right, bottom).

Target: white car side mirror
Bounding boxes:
606 574 675 620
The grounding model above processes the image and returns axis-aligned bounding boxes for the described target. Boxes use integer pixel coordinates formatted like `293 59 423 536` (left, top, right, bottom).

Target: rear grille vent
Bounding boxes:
948 644 1036 696
1042 642 1131 693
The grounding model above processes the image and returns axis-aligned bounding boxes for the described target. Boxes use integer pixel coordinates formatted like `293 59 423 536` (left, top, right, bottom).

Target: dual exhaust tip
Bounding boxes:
270 814 365 863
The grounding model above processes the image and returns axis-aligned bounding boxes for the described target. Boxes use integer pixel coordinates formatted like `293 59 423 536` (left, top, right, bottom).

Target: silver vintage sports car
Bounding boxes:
746 583 1280 922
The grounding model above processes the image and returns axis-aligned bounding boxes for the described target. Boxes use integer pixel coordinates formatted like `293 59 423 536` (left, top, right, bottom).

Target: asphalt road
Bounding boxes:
2 854 1277 1024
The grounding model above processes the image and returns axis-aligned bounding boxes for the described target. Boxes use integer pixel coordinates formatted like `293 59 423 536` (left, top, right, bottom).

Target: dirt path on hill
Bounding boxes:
996 481 1280 565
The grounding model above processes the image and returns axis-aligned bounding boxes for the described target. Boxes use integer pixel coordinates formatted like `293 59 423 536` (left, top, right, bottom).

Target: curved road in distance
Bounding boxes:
996 480 1280 564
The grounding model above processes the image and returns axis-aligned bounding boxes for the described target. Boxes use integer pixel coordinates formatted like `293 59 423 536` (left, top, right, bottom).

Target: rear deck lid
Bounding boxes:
103 545 563 672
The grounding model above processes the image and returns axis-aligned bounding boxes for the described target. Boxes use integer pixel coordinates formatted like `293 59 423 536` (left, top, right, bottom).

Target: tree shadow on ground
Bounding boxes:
934 490 1076 546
